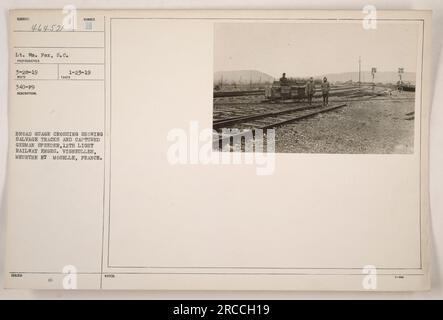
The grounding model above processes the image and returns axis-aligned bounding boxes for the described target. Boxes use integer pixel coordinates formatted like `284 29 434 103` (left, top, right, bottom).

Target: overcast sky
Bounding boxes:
214 21 421 78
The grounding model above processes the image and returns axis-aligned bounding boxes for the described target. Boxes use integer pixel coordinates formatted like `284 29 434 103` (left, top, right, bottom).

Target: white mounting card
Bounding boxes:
5 9 431 290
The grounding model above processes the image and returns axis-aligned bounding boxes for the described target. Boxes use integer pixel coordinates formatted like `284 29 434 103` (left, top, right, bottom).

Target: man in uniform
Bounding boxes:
279 73 288 85
305 77 315 105
321 77 330 106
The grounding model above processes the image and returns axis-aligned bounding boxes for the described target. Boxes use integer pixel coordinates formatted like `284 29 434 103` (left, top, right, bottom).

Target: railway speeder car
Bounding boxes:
264 81 306 101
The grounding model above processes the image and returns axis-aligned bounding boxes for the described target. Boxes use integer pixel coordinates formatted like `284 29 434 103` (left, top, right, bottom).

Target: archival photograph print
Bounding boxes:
213 21 420 153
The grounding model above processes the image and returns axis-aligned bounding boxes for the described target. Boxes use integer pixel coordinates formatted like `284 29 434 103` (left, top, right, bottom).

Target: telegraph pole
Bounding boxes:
358 56 361 86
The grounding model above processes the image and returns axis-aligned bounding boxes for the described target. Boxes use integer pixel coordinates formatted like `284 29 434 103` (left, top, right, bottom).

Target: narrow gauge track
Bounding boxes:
213 90 383 108
213 103 347 149
213 85 362 98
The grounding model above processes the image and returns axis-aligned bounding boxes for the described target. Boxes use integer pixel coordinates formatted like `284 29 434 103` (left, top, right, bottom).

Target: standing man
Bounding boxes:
305 77 315 105
321 77 330 106
279 73 288 85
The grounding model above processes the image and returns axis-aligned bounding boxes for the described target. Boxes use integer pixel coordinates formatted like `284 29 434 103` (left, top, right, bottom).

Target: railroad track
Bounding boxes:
213 85 362 98
213 89 382 107
213 103 347 150
213 104 321 129
214 89 264 98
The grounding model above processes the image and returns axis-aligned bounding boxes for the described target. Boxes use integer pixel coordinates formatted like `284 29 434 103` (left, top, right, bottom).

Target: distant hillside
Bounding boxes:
214 70 274 84
321 71 416 84
214 70 416 85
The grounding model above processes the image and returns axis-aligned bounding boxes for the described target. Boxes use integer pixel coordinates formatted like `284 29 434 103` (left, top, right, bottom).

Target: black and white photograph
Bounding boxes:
1 6 438 297
213 21 420 153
